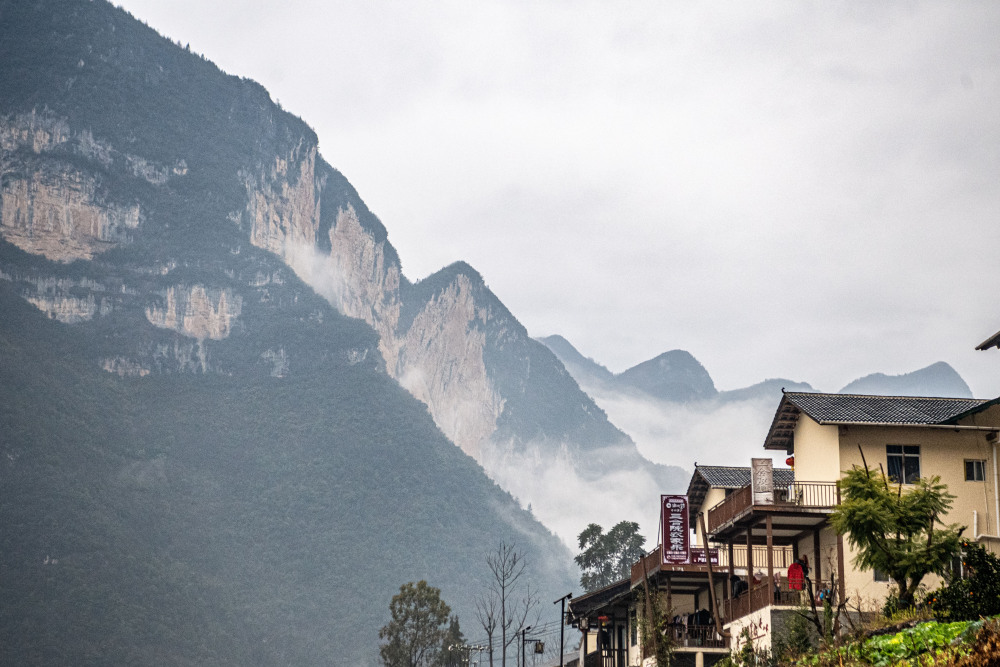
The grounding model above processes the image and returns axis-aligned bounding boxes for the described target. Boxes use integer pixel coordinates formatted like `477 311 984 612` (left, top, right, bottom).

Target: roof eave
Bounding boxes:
942 396 1000 424
976 330 1000 351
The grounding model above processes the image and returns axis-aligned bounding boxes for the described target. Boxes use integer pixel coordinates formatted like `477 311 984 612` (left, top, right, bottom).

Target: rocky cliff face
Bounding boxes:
323 205 402 369
145 285 242 341
1 113 146 262
5 90 679 547
1 110 348 378
0 4 581 664
244 142 322 257
0 0 685 552
394 273 505 458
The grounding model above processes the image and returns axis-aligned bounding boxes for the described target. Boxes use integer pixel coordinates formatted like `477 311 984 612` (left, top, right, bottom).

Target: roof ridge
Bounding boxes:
786 391 985 402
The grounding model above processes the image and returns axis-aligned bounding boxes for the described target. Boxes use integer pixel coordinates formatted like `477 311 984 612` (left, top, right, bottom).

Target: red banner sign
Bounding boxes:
661 495 690 565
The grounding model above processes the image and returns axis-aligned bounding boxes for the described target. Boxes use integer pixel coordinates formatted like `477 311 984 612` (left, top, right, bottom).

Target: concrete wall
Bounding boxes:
835 424 998 601
792 416 840 482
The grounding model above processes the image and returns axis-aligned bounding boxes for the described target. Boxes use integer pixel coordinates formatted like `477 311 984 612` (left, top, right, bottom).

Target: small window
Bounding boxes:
966 460 986 482
886 445 920 484
873 568 889 583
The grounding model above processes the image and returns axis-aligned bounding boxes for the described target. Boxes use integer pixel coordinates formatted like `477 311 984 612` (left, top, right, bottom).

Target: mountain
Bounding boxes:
539 337 722 402
838 361 973 398
717 378 815 403
1 1 589 662
1 283 575 665
538 335 974 476
537 334 616 388
617 350 717 402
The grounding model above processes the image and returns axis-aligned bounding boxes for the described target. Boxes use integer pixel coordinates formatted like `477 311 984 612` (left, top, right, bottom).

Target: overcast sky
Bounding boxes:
117 0 1000 396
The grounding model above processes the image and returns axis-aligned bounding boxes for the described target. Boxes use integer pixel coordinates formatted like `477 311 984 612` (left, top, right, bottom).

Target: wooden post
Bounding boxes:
766 515 774 605
698 513 726 638
727 541 735 601
836 486 846 602
746 528 754 575
666 575 672 621
813 529 822 585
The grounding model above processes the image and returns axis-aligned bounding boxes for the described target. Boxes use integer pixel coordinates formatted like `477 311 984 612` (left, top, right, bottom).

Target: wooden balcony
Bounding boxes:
668 624 727 650
631 544 794 584
707 481 839 535
723 578 837 624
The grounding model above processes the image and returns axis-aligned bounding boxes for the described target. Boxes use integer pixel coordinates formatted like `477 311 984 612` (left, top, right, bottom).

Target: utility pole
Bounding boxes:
519 626 531 667
553 593 572 667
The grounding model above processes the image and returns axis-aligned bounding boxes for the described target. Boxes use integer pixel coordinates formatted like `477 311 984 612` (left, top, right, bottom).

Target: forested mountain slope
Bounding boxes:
0 1 578 663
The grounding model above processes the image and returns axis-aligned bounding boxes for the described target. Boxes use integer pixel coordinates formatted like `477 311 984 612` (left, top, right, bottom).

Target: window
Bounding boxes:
886 445 920 484
966 460 986 482
873 568 889 582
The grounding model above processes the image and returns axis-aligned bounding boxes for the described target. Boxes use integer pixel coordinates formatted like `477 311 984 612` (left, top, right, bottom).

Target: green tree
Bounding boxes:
575 521 646 592
379 581 452 667
829 465 964 608
436 616 465 667
929 539 1000 621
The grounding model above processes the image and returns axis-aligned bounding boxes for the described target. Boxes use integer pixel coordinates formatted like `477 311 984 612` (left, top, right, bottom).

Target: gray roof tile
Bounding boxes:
784 392 988 425
695 465 795 489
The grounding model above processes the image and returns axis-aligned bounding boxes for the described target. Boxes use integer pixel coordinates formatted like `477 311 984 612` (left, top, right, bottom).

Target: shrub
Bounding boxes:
929 540 1000 622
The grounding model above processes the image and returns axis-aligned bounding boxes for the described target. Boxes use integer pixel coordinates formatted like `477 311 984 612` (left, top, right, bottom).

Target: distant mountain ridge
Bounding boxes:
540 336 972 405
540 335 814 406
838 361 972 398
617 350 717 402
537 335 974 480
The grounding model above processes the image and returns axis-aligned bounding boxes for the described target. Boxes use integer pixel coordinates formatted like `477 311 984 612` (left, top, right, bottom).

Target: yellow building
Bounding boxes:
568 391 1000 666
706 391 1000 653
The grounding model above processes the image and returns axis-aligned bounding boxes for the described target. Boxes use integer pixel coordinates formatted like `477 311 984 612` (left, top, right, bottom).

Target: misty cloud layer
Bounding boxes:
480 441 671 549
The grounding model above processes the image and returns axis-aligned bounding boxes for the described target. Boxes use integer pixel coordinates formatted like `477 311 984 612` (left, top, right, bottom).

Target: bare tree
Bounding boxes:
475 587 499 667
476 542 539 666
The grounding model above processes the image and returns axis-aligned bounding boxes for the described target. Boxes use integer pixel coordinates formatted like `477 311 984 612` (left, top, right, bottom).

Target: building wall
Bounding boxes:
792 417 840 482
775 418 1000 611
788 422 999 606
837 424 997 537
726 607 773 653
696 487 729 547
835 424 998 602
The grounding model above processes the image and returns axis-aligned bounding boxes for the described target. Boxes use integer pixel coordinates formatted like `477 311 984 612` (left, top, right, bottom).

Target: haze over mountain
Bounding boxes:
0 1 685 662
539 334 975 473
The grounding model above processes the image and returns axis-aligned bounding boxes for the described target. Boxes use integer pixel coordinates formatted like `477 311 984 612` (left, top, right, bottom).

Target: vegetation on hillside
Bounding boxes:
0 280 573 665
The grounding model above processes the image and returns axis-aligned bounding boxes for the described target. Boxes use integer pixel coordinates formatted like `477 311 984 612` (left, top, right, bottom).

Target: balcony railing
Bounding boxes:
707 482 839 534
631 544 794 582
667 624 727 650
723 577 837 623
720 544 794 570
707 485 752 533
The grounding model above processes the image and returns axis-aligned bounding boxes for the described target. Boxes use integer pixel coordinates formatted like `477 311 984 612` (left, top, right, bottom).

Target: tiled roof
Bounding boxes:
764 391 996 451
566 578 632 620
695 465 795 489
687 465 795 519
784 392 988 425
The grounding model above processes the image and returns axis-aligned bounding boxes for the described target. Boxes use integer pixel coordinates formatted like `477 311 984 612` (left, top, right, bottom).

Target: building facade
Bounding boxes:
566 391 1000 665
